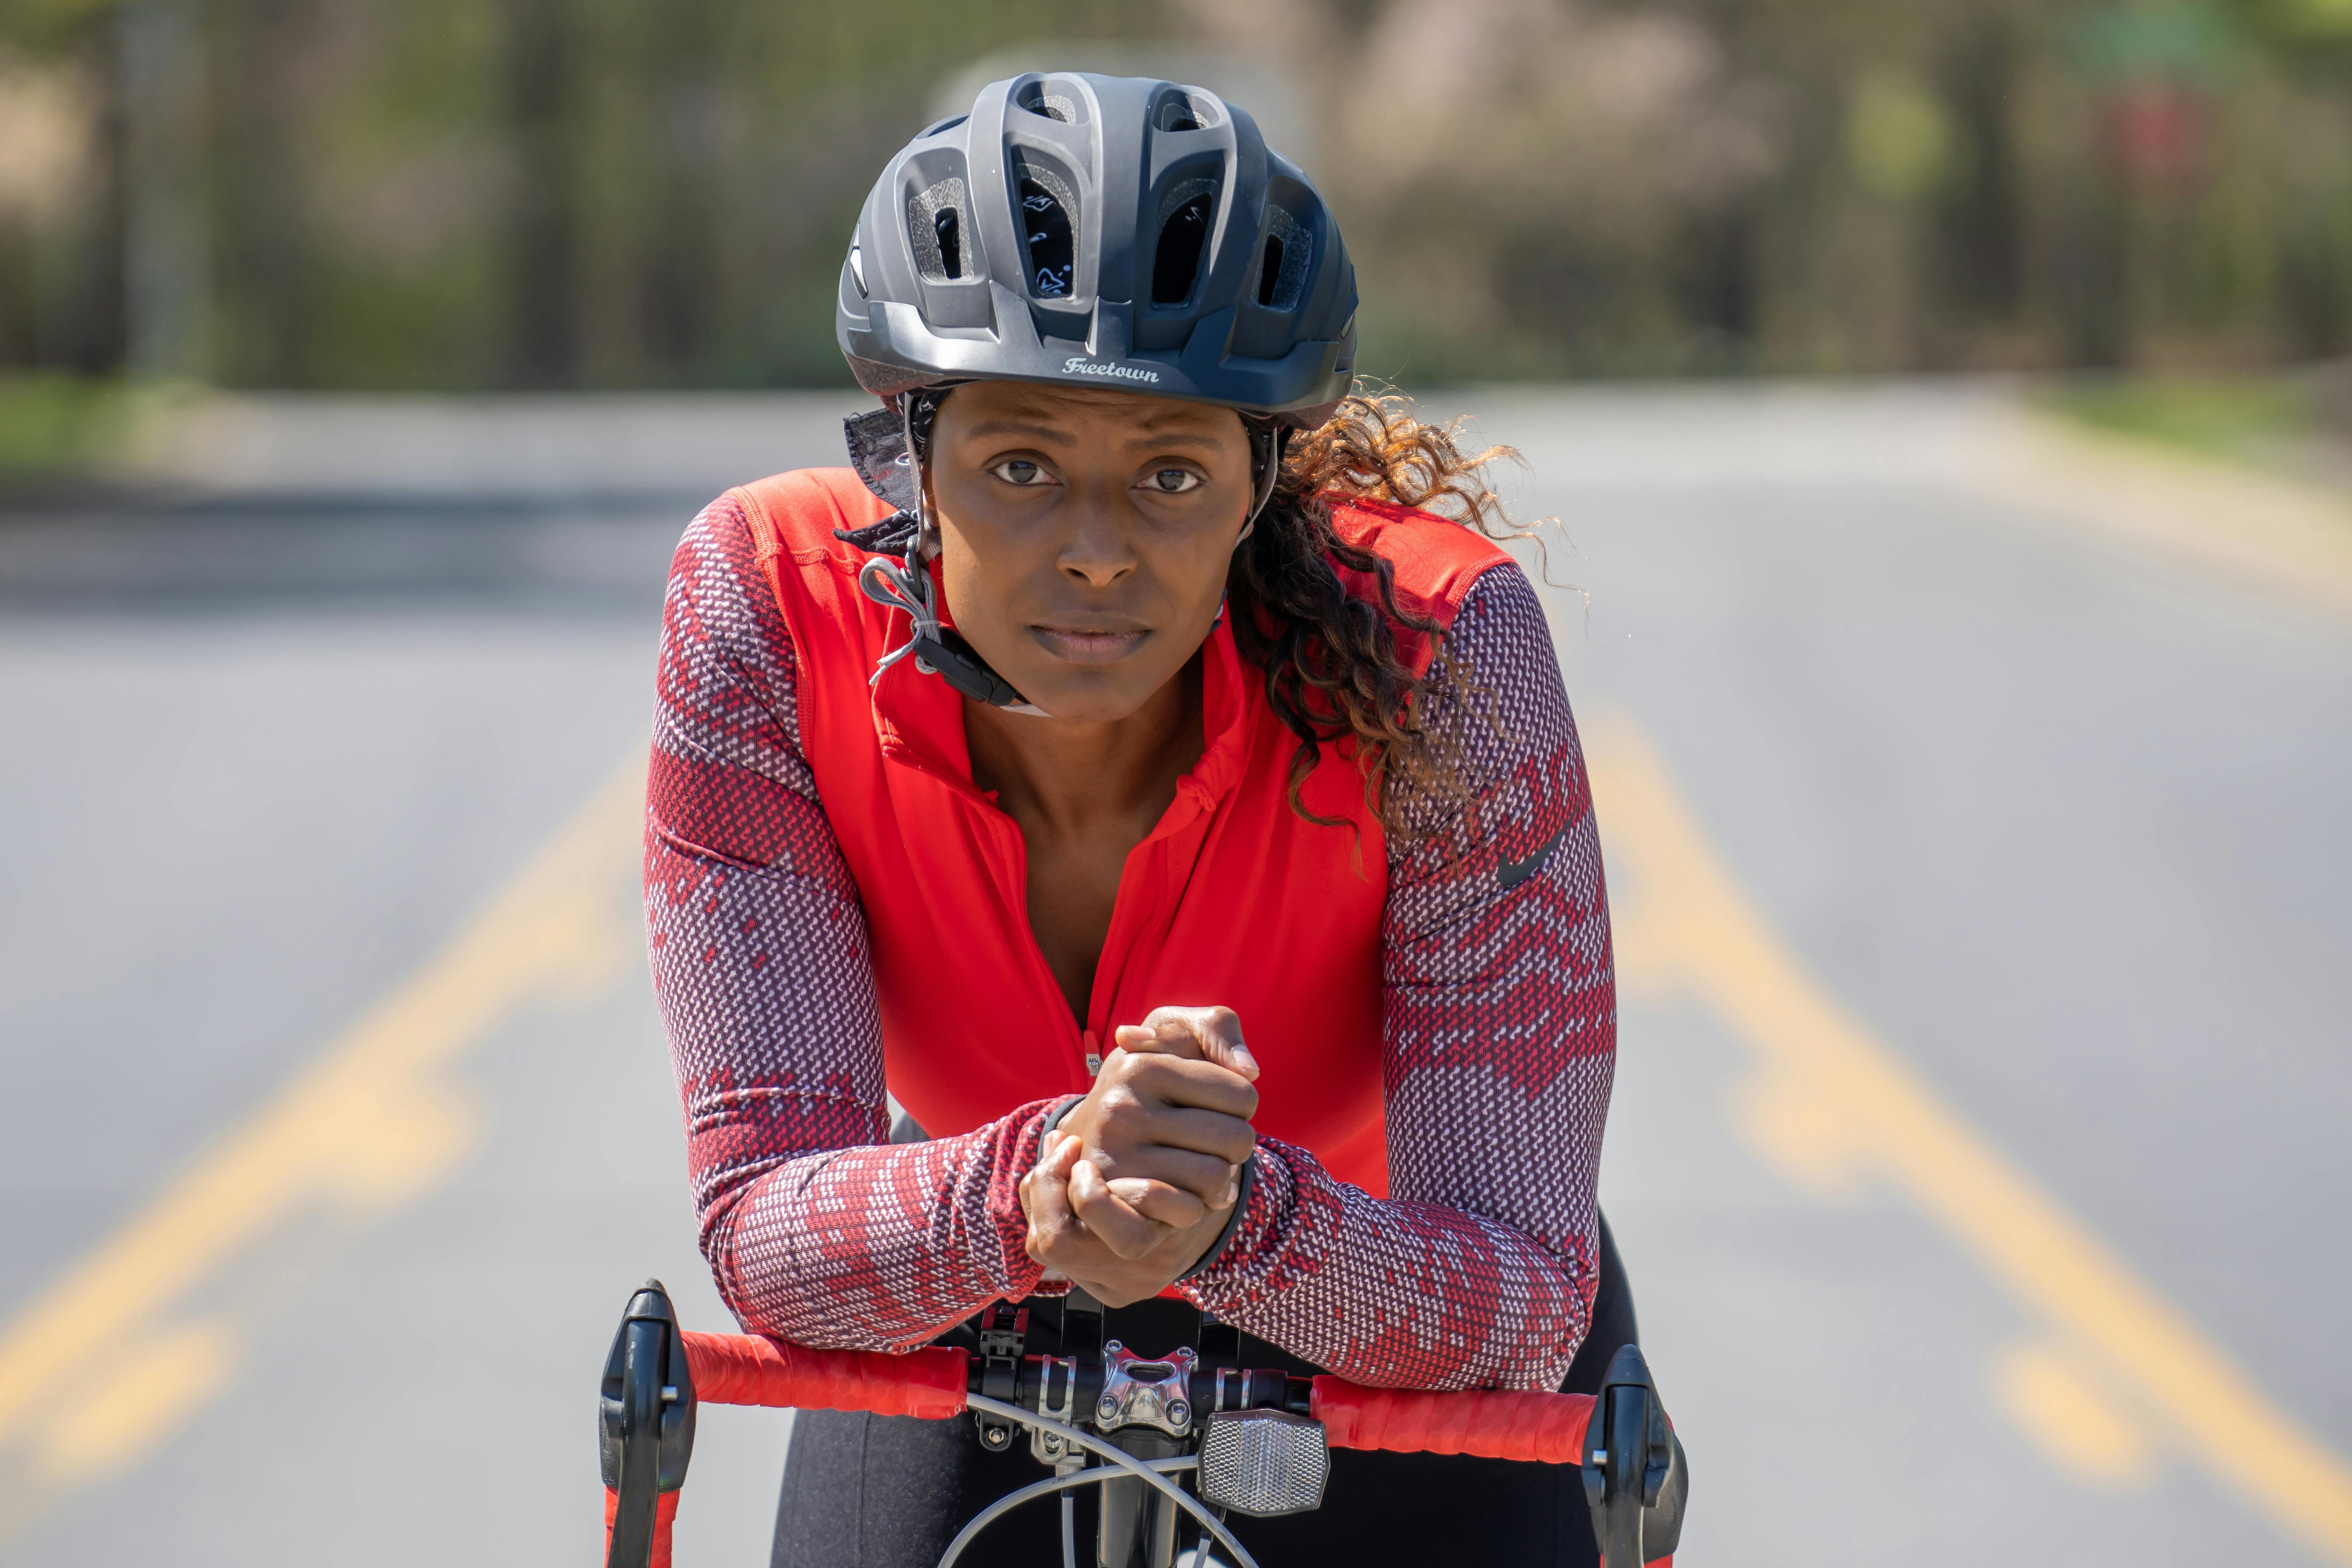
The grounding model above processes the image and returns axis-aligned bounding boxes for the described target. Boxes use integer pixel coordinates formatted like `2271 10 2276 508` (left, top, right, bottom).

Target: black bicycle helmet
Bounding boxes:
834 71 1358 715
836 71 1357 422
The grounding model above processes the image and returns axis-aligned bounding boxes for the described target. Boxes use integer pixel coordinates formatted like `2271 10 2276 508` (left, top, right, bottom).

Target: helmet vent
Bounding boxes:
1016 82 1082 123
906 177 970 283
1155 94 1217 132
1017 174 1076 299
1151 179 1218 306
1254 206 1310 312
935 209 963 278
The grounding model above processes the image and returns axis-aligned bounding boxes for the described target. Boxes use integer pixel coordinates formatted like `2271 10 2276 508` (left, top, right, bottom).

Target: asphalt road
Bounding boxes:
0 384 2345 1567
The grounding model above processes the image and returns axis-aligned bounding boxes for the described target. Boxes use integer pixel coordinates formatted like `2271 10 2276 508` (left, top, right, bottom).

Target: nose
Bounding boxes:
1056 482 1138 590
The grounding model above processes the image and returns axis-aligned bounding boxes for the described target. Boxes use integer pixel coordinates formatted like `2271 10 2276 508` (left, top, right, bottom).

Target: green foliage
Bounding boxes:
2069 2 2240 81
1849 68 1963 200
0 372 128 476
0 0 116 53
2038 372 2318 456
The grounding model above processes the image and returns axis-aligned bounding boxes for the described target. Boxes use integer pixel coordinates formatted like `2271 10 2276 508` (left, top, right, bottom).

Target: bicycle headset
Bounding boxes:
833 71 1360 714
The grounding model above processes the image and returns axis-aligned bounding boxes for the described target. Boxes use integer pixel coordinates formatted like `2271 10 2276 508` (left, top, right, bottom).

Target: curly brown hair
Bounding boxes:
1224 392 1531 838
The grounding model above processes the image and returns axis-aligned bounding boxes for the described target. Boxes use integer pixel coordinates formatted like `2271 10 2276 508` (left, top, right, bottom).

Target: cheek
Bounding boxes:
934 512 1034 636
938 547 991 630
1151 526 1241 618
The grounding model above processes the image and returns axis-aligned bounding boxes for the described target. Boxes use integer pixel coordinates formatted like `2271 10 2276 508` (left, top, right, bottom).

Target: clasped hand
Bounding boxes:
1017 1006 1259 1308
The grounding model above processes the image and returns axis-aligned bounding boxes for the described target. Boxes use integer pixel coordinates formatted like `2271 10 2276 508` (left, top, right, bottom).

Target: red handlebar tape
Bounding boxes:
672 1332 1607 1467
646 1336 1668 1567
1308 1378 1598 1466
680 1331 969 1419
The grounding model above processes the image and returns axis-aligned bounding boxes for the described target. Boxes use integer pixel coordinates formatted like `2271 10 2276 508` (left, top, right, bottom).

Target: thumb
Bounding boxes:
1113 1005 1259 1082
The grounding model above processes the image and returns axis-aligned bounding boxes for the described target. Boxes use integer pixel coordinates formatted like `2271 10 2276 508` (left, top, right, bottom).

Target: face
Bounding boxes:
926 380 1255 722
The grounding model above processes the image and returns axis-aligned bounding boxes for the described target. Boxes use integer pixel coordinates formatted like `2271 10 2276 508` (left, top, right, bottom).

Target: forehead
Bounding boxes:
937 380 1243 441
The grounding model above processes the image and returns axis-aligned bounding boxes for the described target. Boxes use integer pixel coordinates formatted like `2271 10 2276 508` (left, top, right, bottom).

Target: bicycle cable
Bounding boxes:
935 1457 1197 1568
960 1393 1259 1568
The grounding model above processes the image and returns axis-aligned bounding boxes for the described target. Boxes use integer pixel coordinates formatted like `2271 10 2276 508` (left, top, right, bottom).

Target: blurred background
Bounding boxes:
1 1 2349 1566
2 0 2352 404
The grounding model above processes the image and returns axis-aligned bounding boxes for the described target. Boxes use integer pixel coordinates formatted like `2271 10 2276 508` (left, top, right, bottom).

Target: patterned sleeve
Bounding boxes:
644 492 1057 1351
1181 562 1615 1391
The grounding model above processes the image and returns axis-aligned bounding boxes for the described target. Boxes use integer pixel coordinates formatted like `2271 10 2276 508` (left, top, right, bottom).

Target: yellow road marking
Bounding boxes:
1587 713 2352 1564
1993 1338 2157 1488
0 755 642 1512
42 1320 238 1485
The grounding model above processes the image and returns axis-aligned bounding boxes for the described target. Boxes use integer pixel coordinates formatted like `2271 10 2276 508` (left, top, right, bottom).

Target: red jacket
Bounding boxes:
734 468 1512 1196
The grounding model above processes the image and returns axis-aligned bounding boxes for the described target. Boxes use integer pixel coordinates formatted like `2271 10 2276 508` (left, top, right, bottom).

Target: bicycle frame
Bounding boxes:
598 1280 1686 1568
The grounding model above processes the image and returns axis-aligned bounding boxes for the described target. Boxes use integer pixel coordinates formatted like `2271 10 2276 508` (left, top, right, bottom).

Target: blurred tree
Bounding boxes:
505 0 575 387
212 0 310 383
2 0 2348 388
1933 18 2025 328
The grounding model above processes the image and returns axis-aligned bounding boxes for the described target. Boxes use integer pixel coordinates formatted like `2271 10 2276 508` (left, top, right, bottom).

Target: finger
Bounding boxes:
1111 1022 1207 1062
1125 1005 1260 1082
1105 1176 1210 1229
1116 1055 1261 1121
1033 1140 1076 1204
1082 1143 1238 1206
1103 1098 1257 1165
1023 1134 1073 1205
1068 1159 1170 1260
1023 1151 1080 1265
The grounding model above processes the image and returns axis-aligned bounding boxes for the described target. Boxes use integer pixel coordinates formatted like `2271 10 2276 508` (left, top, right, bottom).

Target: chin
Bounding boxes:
1019 679 1154 723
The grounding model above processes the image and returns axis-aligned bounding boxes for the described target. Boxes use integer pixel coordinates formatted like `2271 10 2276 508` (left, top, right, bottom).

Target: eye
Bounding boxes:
1142 467 1202 494
990 459 1053 486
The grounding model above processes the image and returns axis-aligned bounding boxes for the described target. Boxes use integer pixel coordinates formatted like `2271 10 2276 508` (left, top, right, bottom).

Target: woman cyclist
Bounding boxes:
643 71 1632 1568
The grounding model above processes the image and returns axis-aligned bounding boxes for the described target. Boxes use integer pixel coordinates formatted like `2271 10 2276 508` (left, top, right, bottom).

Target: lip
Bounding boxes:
1029 624 1151 665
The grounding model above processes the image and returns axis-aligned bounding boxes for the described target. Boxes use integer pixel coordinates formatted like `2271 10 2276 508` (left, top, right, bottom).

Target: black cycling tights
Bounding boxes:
771 1216 1638 1568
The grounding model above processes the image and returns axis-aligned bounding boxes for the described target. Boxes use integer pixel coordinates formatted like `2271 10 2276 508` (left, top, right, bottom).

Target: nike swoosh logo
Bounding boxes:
1498 820 1570 890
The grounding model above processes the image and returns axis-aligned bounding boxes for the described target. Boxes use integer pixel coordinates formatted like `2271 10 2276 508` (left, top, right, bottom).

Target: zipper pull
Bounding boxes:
1082 1028 1102 1078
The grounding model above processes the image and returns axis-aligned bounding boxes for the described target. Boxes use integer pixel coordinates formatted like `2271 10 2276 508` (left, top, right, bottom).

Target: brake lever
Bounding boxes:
601 1279 698 1568
1580 1344 1688 1568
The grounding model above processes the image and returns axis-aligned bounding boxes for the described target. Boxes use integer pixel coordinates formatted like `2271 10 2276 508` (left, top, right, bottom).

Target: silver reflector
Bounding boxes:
1197 1409 1330 1518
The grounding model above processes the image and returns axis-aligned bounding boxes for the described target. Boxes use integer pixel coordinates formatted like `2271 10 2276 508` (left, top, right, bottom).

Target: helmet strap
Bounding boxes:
1236 423 1289 547
897 387 955 563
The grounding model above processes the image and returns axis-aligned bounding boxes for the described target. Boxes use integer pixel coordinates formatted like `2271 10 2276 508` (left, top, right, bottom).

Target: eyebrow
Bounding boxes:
962 418 1230 452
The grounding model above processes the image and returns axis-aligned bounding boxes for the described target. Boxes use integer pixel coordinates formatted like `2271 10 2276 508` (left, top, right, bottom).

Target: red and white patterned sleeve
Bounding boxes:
1180 561 1616 1391
644 493 1056 1352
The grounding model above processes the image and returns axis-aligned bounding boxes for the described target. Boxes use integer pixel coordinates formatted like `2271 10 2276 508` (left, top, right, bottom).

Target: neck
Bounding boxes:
965 659 1205 835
